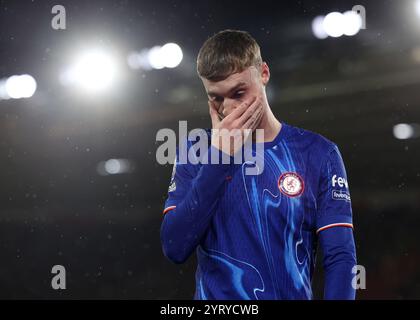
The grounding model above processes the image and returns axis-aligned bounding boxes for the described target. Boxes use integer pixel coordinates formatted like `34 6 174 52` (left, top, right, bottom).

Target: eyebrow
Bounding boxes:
207 82 247 98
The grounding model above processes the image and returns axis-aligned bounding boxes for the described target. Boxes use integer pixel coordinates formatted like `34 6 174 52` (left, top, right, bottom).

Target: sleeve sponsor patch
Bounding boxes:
332 189 351 202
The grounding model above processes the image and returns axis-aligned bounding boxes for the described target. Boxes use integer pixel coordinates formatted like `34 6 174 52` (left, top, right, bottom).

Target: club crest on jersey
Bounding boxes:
278 172 304 197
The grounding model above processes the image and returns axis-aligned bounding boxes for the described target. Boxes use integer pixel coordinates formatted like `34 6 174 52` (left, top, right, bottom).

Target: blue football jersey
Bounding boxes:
162 122 354 300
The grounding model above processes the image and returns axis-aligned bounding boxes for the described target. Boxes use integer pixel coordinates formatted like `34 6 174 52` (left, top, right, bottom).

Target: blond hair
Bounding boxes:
197 29 263 81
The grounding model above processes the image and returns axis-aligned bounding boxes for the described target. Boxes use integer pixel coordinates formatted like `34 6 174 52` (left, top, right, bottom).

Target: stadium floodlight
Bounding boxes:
148 43 183 69
312 16 328 39
0 74 37 100
0 80 8 100
105 159 123 175
97 158 134 176
416 0 420 18
128 43 183 70
323 12 345 38
393 123 416 140
160 43 183 68
342 11 362 36
60 49 117 93
127 51 143 70
313 10 362 39
148 46 165 70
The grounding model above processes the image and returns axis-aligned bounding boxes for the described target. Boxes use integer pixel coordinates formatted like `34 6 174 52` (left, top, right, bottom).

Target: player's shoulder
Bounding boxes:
284 122 339 154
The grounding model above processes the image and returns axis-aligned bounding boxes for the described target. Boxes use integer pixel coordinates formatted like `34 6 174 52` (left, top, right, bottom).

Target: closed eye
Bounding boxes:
232 90 245 99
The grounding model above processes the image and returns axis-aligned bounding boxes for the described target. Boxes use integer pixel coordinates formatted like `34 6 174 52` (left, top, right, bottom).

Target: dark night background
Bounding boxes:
0 0 419 299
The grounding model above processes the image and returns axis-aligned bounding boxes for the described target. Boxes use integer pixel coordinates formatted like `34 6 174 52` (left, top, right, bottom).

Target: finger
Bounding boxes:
242 102 264 129
216 103 224 120
250 105 264 131
251 102 265 129
237 96 263 127
242 109 261 131
209 99 224 120
208 101 221 126
224 96 257 122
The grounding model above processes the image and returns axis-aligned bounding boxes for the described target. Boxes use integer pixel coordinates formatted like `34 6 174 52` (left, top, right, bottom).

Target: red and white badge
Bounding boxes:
278 172 304 197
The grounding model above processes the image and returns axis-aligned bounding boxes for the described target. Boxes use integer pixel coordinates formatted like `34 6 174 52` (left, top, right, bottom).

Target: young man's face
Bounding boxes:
201 63 270 120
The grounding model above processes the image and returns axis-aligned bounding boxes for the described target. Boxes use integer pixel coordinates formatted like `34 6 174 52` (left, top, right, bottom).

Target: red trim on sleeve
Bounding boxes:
163 206 176 215
316 223 353 234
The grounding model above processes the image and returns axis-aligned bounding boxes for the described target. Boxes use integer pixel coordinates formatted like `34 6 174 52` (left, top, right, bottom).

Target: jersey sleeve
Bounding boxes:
316 144 353 234
160 145 232 264
163 150 194 215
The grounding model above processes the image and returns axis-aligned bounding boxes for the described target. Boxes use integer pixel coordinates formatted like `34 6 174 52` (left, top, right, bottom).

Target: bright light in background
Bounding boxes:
323 12 345 37
0 74 37 100
97 158 135 176
342 11 362 36
415 0 420 17
127 43 183 70
312 11 362 39
393 123 420 140
127 50 149 70
105 159 122 174
60 49 118 93
148 46 165 70
160 43 183 68
312 16 328 39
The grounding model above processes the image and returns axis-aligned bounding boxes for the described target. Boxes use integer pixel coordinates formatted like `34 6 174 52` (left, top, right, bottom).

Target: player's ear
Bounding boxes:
260 62 270 86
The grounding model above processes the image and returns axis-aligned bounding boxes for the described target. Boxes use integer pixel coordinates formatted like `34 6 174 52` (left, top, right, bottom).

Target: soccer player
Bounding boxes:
160 30 356 300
